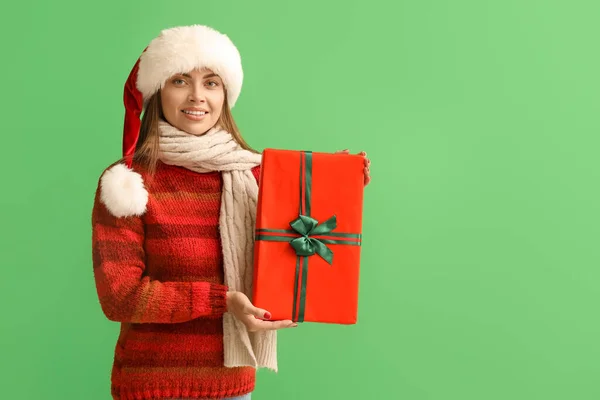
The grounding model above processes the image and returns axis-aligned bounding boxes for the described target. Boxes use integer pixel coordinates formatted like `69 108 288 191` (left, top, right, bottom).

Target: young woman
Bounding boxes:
91 24 371 400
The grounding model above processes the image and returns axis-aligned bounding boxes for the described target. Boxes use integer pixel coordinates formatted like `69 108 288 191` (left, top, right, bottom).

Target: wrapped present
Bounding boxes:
252 148 365 324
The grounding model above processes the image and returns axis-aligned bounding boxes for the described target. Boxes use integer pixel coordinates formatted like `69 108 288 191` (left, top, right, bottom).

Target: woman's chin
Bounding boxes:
177 120 213 136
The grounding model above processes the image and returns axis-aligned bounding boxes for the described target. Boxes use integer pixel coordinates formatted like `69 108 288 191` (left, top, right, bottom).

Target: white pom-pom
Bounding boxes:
99 163 148 217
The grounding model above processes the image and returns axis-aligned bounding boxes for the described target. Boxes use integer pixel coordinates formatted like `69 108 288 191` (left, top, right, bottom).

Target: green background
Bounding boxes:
1 0 599 399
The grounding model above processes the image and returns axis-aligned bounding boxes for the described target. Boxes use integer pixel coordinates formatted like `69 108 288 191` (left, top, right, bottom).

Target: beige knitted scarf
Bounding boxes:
157 119 278 372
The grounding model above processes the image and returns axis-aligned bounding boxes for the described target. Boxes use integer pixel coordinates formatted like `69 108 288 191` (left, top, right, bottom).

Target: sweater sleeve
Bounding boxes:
91 179 228 324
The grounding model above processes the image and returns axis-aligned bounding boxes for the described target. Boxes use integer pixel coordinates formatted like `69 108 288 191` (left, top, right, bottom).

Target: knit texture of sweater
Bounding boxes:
92 160 261 400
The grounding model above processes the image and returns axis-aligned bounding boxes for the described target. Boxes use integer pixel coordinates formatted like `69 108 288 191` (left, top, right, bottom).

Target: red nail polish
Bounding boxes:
264 312 272 319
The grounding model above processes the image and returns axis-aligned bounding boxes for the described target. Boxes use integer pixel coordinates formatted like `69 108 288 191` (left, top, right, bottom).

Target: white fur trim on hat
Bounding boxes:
100 163 148 218
136 25 243 108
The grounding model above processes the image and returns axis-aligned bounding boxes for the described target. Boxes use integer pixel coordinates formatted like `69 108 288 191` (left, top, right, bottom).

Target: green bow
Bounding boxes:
289 215 337 264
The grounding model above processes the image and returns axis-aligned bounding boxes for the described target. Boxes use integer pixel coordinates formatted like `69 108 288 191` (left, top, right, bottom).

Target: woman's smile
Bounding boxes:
182 109 209 121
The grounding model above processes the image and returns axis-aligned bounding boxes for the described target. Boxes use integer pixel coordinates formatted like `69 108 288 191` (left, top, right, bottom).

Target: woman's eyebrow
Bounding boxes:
177 72 219 79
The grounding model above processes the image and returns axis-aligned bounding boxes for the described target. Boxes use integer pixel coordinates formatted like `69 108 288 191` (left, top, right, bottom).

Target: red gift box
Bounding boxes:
252 149 365 324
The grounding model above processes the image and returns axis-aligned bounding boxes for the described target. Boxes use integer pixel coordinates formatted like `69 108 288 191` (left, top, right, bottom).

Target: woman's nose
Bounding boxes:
188 86 206 102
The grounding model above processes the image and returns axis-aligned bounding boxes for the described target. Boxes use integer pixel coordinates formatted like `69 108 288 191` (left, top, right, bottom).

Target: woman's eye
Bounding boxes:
173 79 186 85
206 81 219 87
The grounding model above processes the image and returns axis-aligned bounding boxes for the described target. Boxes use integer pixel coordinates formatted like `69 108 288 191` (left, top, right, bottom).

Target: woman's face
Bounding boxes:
160 68 225 136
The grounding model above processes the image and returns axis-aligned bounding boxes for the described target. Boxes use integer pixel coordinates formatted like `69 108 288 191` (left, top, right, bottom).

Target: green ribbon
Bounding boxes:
290 215 336 263
255 151 362 322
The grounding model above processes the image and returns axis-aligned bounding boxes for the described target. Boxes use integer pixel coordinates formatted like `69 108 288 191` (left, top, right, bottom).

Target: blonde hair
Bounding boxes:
132 88 259 175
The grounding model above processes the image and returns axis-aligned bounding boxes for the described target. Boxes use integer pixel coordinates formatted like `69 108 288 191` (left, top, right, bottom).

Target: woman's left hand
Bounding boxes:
335 149 371 186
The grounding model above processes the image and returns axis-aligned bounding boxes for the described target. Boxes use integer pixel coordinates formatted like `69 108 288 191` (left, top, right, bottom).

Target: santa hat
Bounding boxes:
100 25 243 218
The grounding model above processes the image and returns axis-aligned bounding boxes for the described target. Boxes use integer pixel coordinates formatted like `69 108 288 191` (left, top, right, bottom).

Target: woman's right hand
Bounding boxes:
226 291 298 332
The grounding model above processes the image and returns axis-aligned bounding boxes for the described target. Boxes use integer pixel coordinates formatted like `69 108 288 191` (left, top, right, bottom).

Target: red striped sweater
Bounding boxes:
91 160 261 400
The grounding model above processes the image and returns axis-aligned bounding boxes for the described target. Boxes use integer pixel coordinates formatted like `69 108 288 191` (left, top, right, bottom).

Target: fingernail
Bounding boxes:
292 323 298 327
264 312 271 319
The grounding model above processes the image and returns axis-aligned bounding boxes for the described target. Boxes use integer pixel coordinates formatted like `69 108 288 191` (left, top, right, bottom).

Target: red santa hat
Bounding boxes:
100 25 243 218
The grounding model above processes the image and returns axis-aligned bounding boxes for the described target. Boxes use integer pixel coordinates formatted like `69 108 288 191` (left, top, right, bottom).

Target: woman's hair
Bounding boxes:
132 88 259 175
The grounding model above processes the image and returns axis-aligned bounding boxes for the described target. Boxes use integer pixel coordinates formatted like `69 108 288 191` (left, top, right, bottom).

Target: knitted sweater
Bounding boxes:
91 159 261 400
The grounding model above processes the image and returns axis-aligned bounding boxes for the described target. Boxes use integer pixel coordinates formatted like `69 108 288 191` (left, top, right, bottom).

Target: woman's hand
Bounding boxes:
226 291 298 332
335 149 371 186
